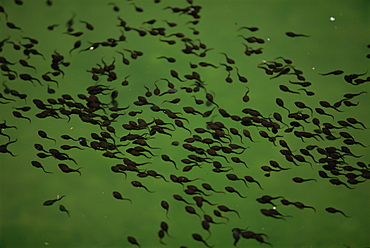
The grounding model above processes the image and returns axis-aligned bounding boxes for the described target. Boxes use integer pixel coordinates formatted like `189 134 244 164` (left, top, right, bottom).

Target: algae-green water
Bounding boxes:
0 0 369 247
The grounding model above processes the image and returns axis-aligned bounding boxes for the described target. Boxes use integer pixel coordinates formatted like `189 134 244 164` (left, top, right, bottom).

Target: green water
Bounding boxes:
0 0 369 247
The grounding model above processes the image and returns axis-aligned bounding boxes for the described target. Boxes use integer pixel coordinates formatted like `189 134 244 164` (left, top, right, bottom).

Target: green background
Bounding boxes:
0 0 369 247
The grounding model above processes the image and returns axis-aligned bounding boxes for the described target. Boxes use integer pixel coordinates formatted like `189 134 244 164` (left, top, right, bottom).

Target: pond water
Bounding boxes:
0 0 369 247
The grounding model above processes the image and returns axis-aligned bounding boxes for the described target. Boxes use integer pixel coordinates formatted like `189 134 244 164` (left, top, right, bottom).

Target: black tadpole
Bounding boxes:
202 183 225 194
58 163 82 176
127 236 141 248
225 186 247 198
59 204 70 217
205 93 219 108
131 181 155 193
244 176 263 189
31 161 52 174
19 74 42 86
161 200 170 218
292 177 317 183
112 191 132 204
38 130 56 143
276 98 291 114
226 174 248 187
185 206 201 219
43 195 66 206
218 205 241 219
325 207 350 218
0 139 17 156
69 40 81 54
285 31 310 37
192 233 214 248
12 111 31 123
0 120 17 140
161 154 178 169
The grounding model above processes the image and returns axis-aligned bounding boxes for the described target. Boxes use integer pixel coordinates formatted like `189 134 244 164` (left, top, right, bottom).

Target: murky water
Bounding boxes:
0 0 369 247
